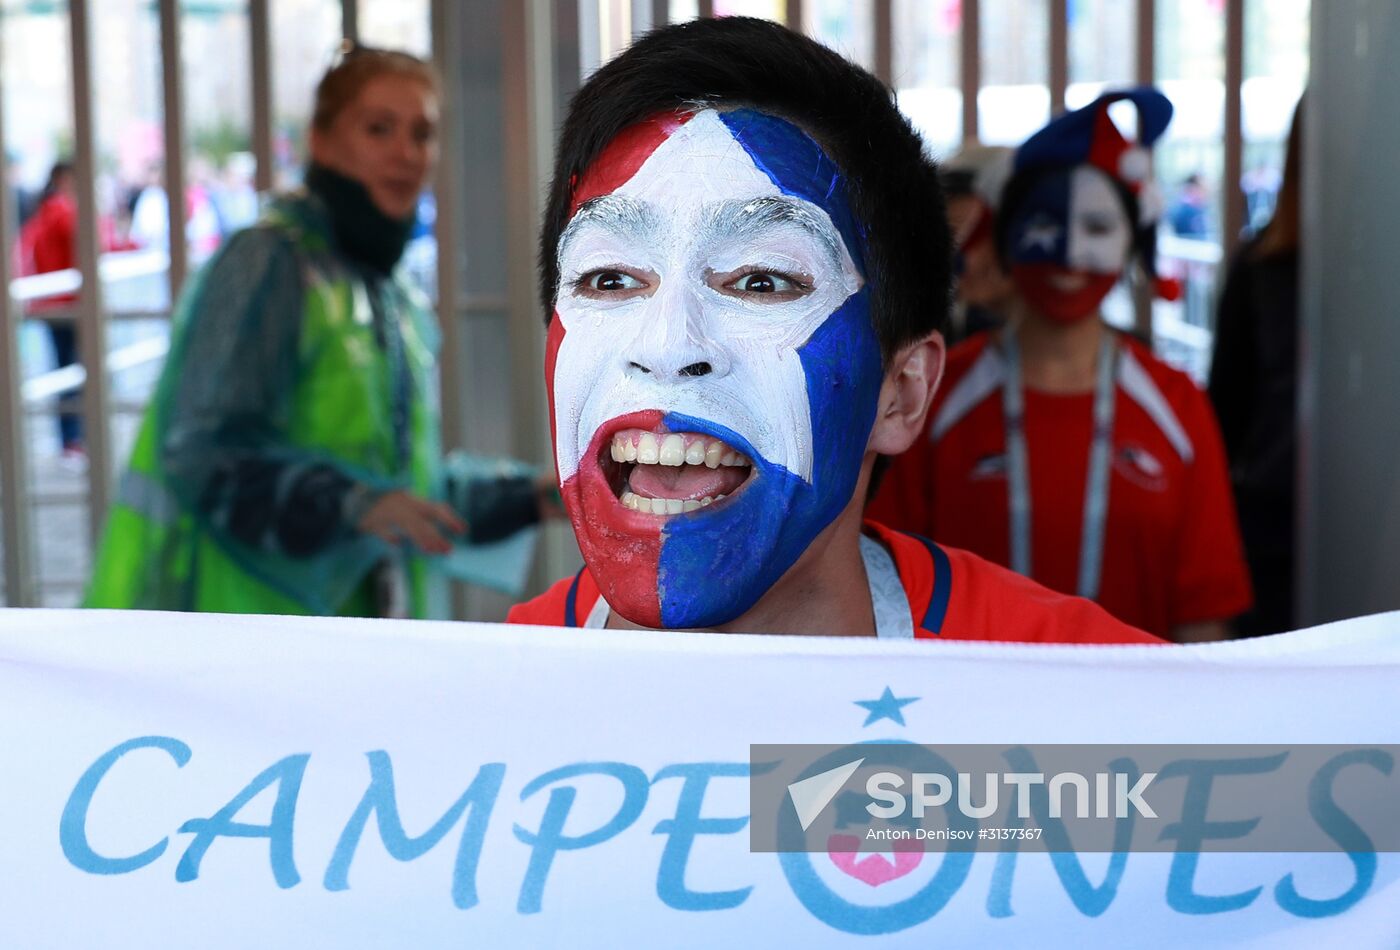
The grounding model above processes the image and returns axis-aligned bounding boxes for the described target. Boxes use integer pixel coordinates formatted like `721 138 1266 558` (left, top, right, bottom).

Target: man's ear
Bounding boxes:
868 331 946 456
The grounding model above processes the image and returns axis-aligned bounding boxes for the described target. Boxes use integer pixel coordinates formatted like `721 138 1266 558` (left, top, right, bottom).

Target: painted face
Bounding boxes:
548 108 881 629
1005 166 1133 324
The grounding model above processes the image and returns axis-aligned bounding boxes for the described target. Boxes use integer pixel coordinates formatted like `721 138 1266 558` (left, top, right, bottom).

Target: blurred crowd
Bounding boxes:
6 23 1303 643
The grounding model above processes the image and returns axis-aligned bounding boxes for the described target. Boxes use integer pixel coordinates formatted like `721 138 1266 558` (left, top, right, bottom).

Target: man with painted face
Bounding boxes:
508 19 1159 644
871 89 1251 642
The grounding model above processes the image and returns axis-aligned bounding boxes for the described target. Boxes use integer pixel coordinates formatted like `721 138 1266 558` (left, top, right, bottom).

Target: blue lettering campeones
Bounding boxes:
58 738 1387 934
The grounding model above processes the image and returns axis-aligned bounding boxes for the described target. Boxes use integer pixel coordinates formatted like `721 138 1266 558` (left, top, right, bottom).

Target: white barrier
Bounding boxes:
1 609 1397 948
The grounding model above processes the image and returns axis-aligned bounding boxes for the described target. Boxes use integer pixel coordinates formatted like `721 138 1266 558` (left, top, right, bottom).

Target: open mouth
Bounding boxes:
600 426 755 515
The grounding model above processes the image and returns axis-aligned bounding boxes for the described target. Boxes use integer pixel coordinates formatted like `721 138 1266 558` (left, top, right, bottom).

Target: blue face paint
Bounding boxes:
1006 169 1074 268
552 107 884 629
717 110 868 276
650 112 882 628
658 289 882 627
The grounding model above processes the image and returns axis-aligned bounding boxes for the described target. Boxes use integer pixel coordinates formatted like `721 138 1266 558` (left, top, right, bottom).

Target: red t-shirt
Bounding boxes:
869 332 1252 637
507 520 1162 644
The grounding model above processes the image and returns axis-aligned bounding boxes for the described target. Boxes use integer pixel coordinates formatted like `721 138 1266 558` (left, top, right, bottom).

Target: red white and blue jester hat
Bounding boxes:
1004 86 1180 297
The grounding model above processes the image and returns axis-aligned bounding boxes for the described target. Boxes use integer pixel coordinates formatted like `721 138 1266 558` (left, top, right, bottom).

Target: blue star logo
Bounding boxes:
854 687 920 728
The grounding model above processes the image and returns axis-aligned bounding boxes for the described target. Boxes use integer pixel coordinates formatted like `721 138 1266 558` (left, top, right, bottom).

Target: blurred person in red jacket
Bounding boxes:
18 161 84 456
17 160 134 458
869 89 1251 642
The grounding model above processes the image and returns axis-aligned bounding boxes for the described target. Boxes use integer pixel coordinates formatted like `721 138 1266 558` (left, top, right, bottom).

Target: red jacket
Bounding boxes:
508 521 1163 644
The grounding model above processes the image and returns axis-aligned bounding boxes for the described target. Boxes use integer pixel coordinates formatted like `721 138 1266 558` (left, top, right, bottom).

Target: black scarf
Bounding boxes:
304 162 416 275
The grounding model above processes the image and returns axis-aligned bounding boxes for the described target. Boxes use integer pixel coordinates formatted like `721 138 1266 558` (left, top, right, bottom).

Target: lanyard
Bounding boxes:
1001 329 1119 599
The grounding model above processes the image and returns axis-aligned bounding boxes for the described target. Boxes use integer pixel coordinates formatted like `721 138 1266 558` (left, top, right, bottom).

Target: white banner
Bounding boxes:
2 609 1398 948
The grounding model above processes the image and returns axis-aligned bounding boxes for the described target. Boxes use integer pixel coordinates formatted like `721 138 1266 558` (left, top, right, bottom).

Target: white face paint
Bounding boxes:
550 109 864 488
1066 166 1134 274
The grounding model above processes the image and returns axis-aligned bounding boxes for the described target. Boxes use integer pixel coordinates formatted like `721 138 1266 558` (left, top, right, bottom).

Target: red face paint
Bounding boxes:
1011 262 1118 325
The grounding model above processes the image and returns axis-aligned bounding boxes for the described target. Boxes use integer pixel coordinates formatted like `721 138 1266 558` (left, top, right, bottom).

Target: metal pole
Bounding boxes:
67 0 113 544
432 0 464 455
1135 0 1154 84
631 0 657 35
873 0 892 86
250 0 275 194
502 0 554 470
785 0 803 31
504 0 578 591
578 0 601 77
158 0 189 299
0 11 36 606
1132 0 1156 340
961 0 980 142
1222 0 1245 253
1049 0 1067 114
342 0 359 43
697 0 713 19
431 0 469 619
652 0 668 28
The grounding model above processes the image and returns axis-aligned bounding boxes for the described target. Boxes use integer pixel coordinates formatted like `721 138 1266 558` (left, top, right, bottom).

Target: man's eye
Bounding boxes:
585 270 644 292
731 271 795 294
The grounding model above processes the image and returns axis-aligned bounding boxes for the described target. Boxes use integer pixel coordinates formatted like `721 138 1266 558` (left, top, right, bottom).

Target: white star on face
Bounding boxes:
1020 217 1063 253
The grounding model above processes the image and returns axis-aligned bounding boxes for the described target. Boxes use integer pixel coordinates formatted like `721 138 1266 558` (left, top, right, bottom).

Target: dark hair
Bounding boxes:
538 16 952 363
995 163 1155 278
41 160 74 201
1252 93 1302 261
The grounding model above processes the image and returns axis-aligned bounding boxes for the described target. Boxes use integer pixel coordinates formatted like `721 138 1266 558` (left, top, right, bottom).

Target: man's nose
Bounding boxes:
623 284 731 381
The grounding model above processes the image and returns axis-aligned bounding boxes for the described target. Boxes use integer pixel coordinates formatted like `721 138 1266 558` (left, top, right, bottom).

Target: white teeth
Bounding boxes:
619 491 728 514
659 433 686 467
611 430 751 469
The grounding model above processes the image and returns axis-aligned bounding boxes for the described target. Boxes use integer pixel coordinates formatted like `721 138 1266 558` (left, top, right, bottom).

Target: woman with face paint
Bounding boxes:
508 19 1161 645
872 90 1251 642
85 45 550 618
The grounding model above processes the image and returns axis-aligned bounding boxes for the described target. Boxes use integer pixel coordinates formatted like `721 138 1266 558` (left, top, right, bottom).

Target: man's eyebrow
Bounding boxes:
699 196 848 269
558 194 660 259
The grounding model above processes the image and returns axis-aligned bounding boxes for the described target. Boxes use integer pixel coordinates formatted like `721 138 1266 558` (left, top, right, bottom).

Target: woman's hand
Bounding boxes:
357 490 465 555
